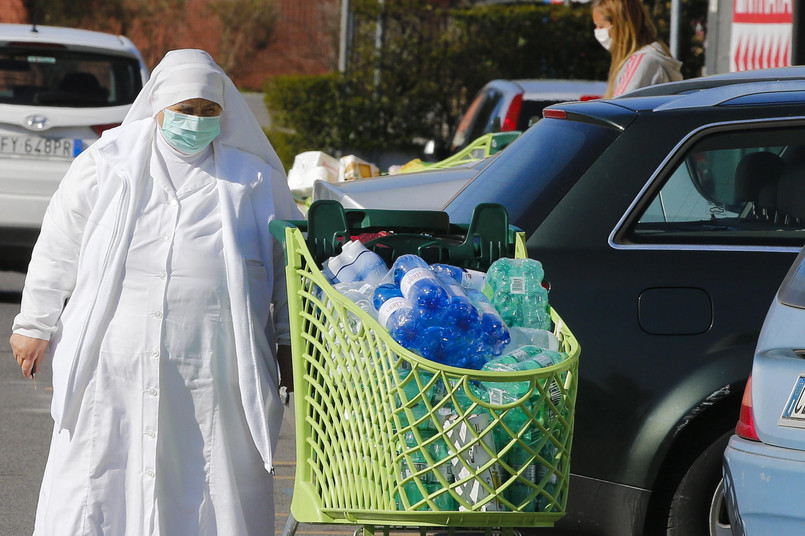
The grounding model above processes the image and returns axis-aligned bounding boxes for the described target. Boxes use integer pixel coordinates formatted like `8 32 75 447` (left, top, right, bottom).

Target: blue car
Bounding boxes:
724 245 805 534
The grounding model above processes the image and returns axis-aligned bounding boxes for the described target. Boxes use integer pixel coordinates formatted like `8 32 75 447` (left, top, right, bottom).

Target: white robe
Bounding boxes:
14 118 300 535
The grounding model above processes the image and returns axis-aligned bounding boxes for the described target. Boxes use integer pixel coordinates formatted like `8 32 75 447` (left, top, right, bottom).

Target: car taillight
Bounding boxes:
501 94 522 131
736 376 760 441
91 123 121 136
580 95 602 101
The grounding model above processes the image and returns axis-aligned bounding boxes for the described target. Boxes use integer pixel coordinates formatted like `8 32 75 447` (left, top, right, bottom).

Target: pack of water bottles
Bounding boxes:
322 238 559 372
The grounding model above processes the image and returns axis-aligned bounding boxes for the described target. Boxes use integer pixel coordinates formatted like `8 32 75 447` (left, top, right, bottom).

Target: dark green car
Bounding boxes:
315 67 805 536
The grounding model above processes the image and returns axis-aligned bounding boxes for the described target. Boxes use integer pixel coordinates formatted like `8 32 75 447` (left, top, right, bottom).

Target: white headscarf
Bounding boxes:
123 49 285 175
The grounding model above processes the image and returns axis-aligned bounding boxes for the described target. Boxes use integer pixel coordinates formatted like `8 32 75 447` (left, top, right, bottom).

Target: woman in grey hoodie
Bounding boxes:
592 0 683 98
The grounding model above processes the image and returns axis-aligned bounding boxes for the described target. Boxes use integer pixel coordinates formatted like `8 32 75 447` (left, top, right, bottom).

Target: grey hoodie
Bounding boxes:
613 42 683 96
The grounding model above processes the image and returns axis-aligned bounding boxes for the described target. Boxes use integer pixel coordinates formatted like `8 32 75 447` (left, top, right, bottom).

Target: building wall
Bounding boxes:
1 0 338 90
0 0 26 23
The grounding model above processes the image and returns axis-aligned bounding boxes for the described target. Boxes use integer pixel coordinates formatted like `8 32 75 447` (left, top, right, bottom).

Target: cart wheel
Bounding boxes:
280 512 298 536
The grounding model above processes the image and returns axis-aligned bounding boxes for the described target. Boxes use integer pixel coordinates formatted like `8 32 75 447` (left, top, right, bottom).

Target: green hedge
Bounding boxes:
265 1 704 170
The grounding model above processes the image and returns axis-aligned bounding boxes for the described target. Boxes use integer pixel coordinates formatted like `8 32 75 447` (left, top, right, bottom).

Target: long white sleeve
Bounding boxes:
269 167 303 346
12 150 99 340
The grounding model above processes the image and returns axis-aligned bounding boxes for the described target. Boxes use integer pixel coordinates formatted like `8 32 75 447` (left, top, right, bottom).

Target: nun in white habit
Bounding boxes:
10 49 301 535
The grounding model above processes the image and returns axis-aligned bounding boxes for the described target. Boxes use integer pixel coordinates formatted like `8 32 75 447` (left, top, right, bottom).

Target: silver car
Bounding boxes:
723 244 805 534
0 23 148 269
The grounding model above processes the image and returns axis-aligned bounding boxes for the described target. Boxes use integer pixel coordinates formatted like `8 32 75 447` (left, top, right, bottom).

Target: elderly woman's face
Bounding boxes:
157 98 222 126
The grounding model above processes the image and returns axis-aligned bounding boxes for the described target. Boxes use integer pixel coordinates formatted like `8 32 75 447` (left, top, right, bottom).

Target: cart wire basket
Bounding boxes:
270 201 580 532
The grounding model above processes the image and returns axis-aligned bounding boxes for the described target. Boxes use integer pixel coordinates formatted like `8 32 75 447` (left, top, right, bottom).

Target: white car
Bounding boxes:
0 23 148 269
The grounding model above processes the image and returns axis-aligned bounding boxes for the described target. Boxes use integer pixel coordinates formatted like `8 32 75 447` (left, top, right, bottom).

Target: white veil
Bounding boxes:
123 49 285 176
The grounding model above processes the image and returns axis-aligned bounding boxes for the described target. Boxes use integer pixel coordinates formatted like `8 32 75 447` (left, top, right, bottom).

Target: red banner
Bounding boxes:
730 0 793 71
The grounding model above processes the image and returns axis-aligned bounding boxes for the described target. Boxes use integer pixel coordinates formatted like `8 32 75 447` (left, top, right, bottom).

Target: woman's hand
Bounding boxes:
10 333 49 378
277 344 293 393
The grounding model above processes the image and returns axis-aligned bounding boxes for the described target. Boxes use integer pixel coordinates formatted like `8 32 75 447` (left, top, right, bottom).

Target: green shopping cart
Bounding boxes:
270 201 580 536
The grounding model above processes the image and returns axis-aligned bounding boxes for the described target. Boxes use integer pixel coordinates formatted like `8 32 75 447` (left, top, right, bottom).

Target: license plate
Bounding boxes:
0 135 81 159
780 375 805 427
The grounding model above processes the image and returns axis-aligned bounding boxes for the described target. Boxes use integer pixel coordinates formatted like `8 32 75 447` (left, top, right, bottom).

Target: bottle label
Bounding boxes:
509 276 526 295
444 280 464 297
478 301 499 316
488 388 505 405
461 270 487 291
510 348 531 362
359 283 374 295
533 354 555 368
512 463 537 483
378 297 407 327
400 267 432 296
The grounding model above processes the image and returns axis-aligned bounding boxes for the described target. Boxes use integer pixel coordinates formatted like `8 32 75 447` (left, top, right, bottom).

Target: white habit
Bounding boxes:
13 50 300 535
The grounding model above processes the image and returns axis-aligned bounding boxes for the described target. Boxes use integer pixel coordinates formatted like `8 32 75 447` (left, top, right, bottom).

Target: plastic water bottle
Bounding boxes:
322 239 388 286
430 263 487 291
390 255 449 321
500 412 539 512
334 281 376 317
398 430 431 511
373 284 424 351
426 437 457 510
467 289 511 357
485 258 551 330
437 274 481 333
504 326 560 353
536 442 560 512
482 346 566 401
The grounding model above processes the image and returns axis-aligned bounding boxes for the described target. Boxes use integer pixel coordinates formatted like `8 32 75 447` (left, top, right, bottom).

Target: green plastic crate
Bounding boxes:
270 201 580 530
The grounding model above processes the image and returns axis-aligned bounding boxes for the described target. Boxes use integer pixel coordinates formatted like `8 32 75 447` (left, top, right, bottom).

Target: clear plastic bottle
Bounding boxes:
390 255 449 321
485 258 551 330
426 437 457 511
373 283 424 351
500 413 538 512
334 281 376 317
430 263 487 291
482 346 566 401
322 239 388 286
398 430 431 511
467 289 511 356
504 326 560 353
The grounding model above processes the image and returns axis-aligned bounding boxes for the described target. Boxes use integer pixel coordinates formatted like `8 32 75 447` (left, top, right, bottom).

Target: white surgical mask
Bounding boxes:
594 27 612 51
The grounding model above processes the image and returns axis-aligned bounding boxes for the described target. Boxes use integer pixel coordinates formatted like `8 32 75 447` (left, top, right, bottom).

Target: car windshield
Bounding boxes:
450 87 504 152
445 116 620 233
0 47 143 107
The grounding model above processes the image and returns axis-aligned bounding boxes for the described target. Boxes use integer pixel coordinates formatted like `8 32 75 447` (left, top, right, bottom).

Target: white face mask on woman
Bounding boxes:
594 27 612 51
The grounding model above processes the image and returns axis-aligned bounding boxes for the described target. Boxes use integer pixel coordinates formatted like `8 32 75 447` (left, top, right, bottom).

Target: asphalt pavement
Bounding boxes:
0 270 354 536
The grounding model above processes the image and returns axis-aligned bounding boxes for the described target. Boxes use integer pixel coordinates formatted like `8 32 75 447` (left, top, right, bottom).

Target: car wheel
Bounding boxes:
666 430 732 536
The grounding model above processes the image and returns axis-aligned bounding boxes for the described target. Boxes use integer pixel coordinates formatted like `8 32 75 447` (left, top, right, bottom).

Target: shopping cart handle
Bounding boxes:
269 219 307 243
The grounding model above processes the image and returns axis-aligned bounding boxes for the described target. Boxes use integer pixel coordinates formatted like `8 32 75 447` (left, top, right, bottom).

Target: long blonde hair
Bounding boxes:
593 0 669 97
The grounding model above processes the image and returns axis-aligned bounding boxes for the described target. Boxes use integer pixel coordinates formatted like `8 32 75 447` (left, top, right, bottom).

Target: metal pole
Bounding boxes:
793 0 803 64
374 0 384 88
670 0 681 58
338 0 350 73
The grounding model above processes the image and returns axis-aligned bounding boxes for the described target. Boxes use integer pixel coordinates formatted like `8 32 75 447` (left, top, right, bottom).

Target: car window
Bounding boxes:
518 100 559 131
623 124 805 248
450 87 503 152
446 117 620 233
779 246 805 308
0 47 143 107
